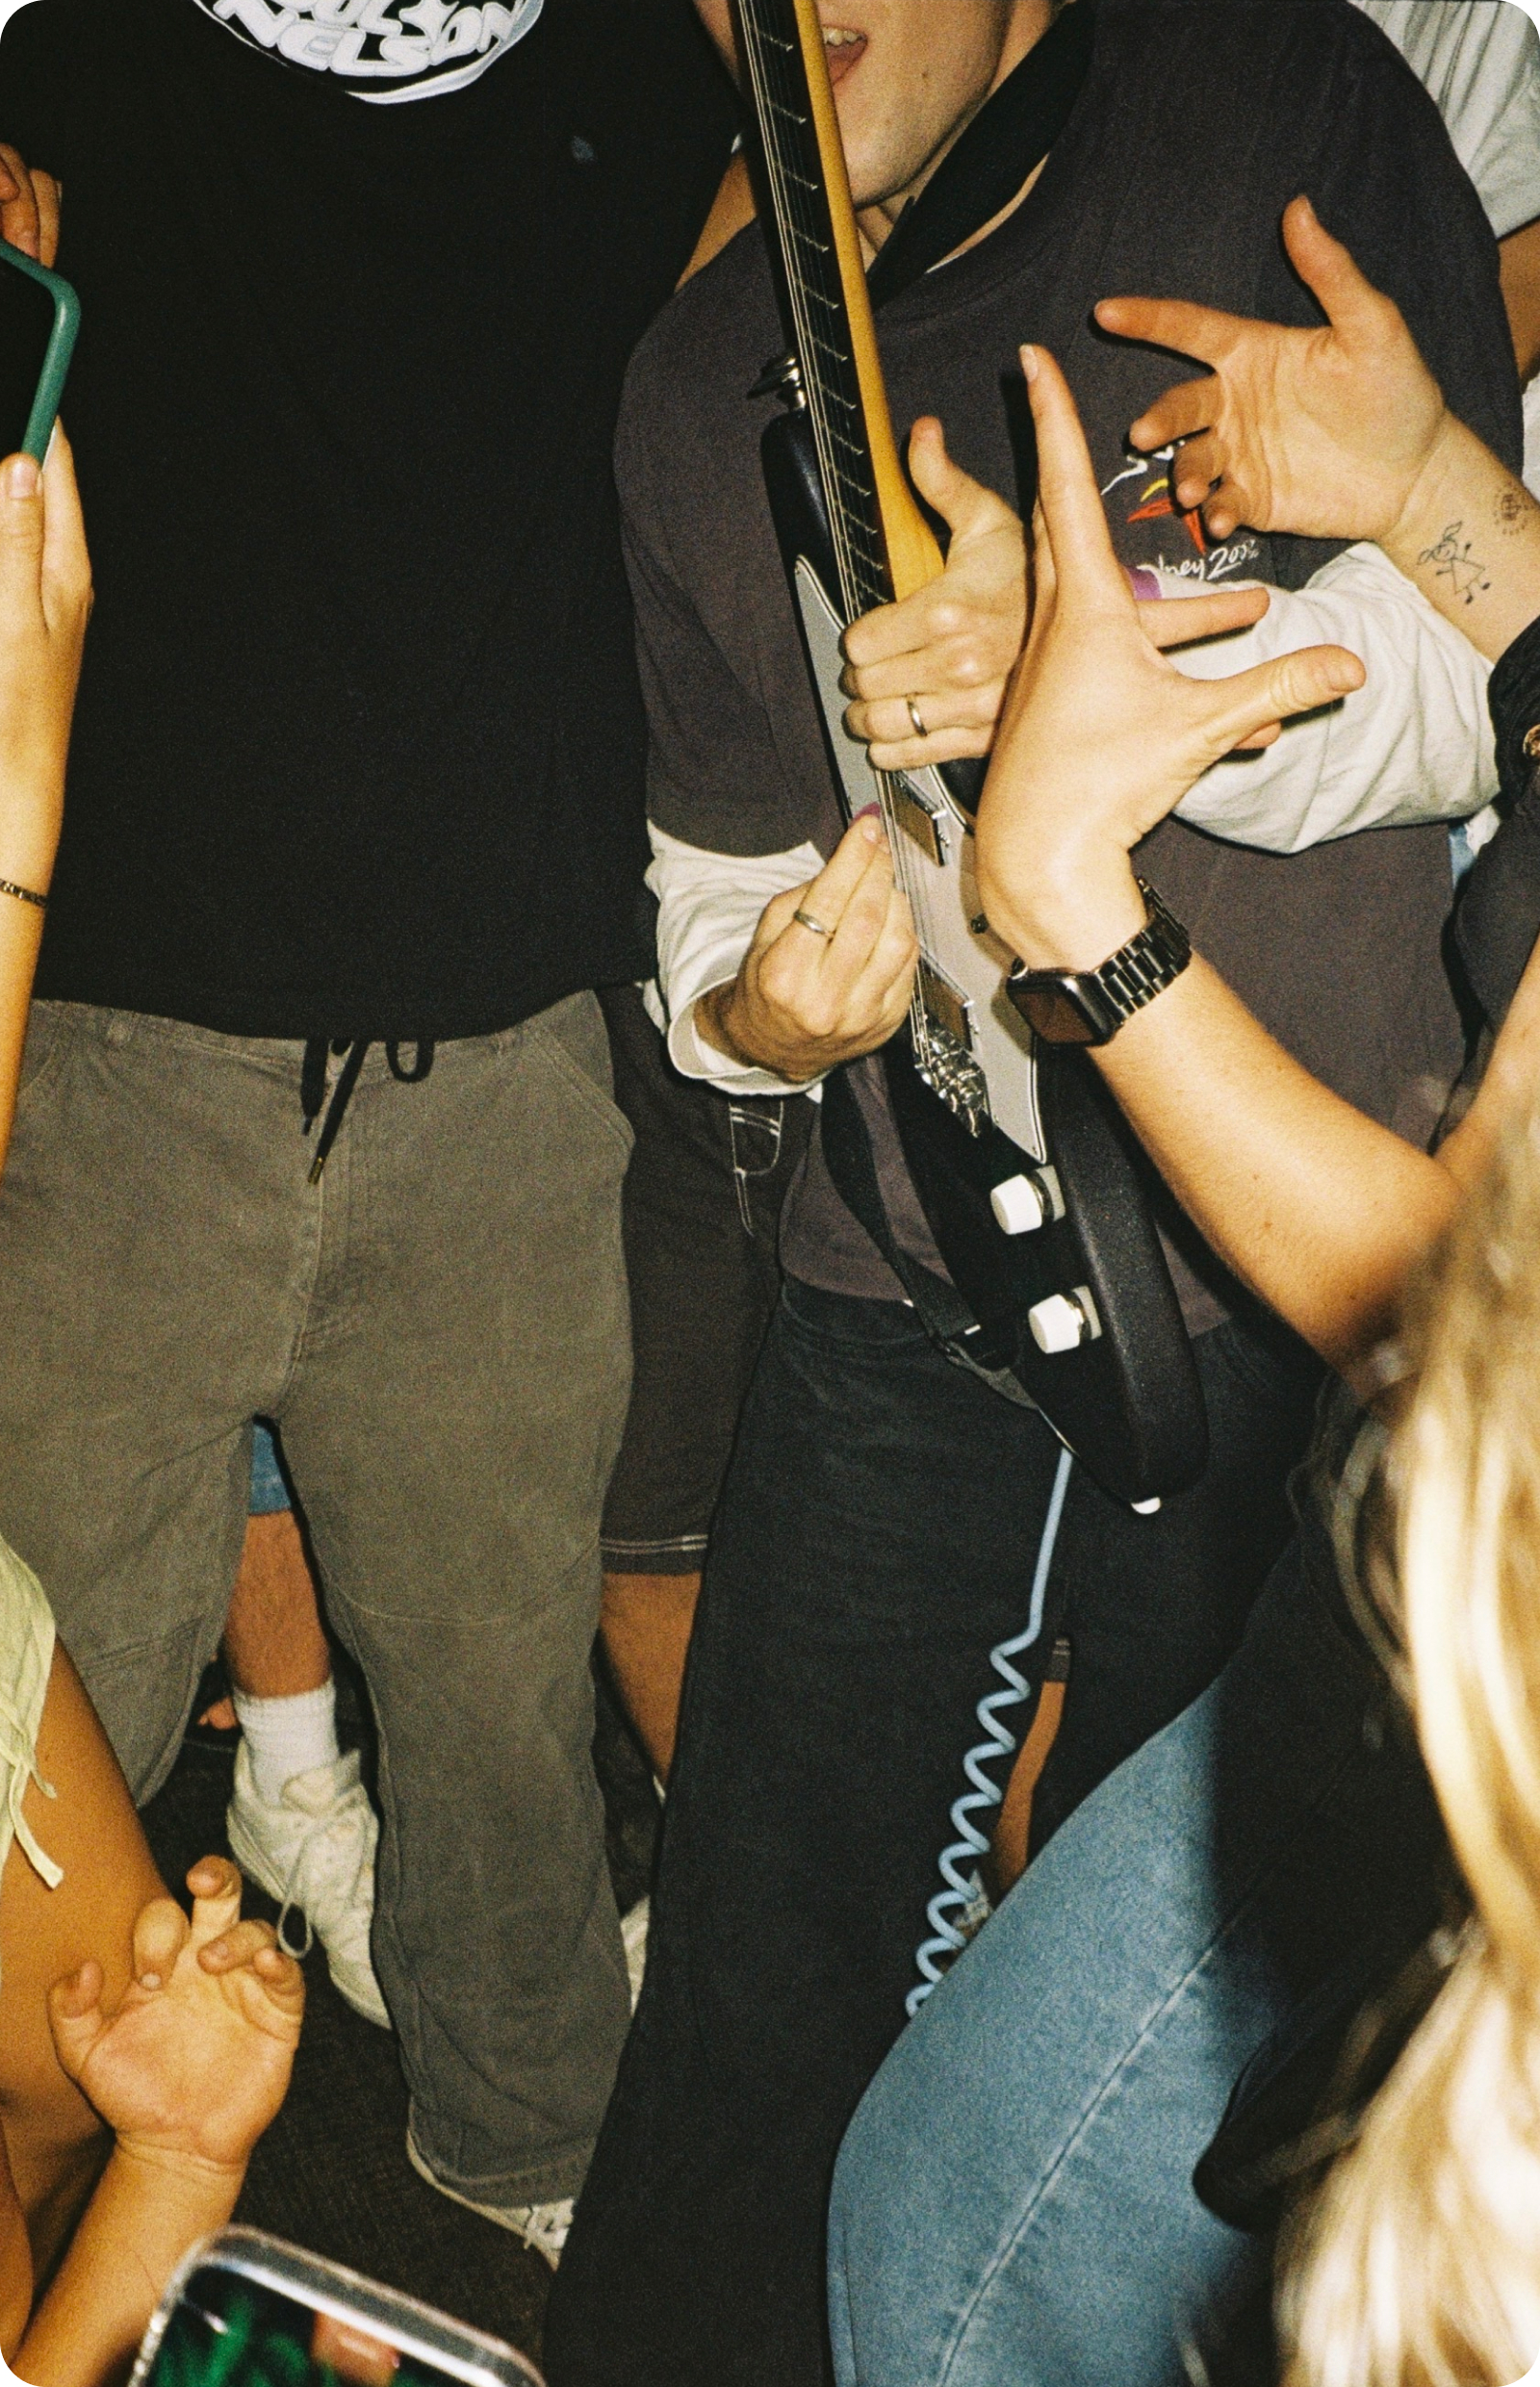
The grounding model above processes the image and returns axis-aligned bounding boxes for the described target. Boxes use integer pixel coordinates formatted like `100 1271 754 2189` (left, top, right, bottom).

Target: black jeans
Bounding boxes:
545 1279 1323 2387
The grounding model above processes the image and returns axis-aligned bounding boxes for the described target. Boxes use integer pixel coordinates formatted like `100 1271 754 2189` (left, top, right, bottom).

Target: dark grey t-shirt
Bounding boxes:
616 0 1521 1320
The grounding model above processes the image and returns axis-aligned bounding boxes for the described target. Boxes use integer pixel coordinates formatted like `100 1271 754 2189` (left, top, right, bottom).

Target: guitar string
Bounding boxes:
744 5 937 1052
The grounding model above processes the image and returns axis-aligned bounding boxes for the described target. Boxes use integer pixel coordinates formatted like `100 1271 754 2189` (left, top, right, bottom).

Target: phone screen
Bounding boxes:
142 2263 514 2387
0 248 58 457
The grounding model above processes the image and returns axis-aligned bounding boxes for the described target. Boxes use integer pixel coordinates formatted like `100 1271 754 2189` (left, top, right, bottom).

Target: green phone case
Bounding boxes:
0 236 81 461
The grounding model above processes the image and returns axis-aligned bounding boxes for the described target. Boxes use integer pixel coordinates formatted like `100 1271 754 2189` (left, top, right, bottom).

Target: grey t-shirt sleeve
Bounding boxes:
615 279 844 862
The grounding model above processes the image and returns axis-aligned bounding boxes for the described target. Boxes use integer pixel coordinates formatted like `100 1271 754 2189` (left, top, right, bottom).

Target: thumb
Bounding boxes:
1281 196 1390 345
0 450 45 608
907 416 1015 548
1205 639 1365 754
47 1959 106 2082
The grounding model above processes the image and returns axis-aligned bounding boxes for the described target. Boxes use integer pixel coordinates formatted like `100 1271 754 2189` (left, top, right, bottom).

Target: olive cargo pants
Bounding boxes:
0 992 634 2206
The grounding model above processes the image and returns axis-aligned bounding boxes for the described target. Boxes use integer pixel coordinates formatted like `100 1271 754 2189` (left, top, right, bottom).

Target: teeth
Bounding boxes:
823 25 861 42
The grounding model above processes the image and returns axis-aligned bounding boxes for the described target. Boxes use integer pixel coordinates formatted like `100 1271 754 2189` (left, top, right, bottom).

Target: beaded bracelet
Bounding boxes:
0 879 47 911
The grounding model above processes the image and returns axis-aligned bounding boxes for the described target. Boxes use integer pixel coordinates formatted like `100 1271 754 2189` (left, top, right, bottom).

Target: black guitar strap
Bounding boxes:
865 0 1097 312
814 9 1097 1409
820 1068 1037 1409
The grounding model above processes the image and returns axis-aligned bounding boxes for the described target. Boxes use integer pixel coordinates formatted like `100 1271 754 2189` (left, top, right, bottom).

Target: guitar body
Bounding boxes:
764 409 1209 1506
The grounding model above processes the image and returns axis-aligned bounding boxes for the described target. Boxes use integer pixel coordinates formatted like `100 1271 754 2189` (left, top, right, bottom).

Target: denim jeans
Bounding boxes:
826 1525 1444 2387
545 1278 1323 2387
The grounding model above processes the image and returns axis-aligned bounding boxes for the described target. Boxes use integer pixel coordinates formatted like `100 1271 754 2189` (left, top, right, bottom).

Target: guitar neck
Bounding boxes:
738 0 943 614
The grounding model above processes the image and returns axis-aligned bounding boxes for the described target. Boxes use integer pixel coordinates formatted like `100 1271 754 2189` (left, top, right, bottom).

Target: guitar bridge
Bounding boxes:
914 962 991 1136
891 776 948 865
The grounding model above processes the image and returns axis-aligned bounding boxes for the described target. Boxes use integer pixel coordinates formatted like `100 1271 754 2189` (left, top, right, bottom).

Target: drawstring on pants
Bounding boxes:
300 1038 436 1182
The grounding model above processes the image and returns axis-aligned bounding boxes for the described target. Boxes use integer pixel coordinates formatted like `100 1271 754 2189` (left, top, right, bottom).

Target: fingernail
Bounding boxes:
1020 344 1039 383
4 453 38 499
140 1970 162 1990
858 809 883 841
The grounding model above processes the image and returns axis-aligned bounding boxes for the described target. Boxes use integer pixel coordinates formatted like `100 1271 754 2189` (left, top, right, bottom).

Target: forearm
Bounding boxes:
1168 547 1495 850
0 893 43 1168
994 842 1465 1378
16 2144 242 2387
1380 414 1540 660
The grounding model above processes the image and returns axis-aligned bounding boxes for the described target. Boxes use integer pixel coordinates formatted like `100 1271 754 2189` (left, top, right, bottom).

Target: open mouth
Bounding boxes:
822 23 868 84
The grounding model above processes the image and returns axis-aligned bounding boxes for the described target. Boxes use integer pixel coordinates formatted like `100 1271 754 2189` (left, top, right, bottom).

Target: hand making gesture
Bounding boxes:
1096 195 1540 663
975 342 1364 971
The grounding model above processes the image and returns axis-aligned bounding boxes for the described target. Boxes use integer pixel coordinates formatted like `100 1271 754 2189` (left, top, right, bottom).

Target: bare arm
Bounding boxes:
0 434 89 1167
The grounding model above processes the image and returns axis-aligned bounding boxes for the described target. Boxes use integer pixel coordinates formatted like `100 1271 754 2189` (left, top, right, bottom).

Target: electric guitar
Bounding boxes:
737 0 1208 1507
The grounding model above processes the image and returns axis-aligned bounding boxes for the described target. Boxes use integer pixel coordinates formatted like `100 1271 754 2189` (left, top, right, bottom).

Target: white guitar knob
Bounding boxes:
1028 1287 1101 1355
990 1172 1046 1236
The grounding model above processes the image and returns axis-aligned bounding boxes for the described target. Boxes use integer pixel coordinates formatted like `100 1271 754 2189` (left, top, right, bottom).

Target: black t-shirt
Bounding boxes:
0 0 734 1037
616 0 1521 1317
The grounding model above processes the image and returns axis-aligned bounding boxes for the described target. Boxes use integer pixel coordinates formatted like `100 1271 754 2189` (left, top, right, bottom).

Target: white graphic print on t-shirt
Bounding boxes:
191 0 543 102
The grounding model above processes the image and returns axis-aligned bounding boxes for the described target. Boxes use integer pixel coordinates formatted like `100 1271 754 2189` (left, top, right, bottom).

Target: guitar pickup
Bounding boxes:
891 776 949 865
918 959 974 1053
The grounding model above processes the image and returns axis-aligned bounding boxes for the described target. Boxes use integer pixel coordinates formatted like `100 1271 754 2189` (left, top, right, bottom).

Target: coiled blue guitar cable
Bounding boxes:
907 1442 1073 2017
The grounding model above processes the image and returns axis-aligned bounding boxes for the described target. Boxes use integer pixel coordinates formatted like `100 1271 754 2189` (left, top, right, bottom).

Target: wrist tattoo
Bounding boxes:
1418 521 1491 605
1495 483 1533 537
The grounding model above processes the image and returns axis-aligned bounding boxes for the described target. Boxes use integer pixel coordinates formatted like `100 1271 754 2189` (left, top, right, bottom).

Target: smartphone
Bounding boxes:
130 2228 546 2387
0 236 78 461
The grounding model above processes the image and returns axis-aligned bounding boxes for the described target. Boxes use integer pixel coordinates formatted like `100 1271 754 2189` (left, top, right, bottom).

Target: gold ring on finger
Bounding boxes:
906 697 928 738
793 907 833 938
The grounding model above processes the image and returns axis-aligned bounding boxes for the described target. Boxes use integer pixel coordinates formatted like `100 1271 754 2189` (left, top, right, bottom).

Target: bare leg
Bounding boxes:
600 1571 702 1785
0 1642 164 2292
222 1512 330 1700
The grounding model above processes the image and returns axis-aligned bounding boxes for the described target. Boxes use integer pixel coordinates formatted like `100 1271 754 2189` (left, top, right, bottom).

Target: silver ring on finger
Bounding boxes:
793 907 833 938
906 696 928 738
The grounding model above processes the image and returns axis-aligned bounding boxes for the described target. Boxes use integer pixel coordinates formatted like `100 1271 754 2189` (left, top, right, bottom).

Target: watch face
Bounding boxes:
1010 975 1116 1045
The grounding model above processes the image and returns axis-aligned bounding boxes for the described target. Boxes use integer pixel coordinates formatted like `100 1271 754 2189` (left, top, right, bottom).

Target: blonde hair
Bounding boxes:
1283 1088 1540 2387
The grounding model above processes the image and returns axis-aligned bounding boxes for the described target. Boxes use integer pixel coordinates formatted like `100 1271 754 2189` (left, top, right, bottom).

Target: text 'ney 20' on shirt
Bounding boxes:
616 0 1523 1325
0 0 736 1040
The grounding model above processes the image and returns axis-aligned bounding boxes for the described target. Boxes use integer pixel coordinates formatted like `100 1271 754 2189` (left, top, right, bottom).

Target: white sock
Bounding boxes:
233 1679 340 1807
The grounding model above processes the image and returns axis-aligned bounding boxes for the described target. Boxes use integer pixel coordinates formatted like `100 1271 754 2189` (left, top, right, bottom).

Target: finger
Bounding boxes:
843 631 999 705
1169 433 1226 513
1279 194 1393 345
47 1961 106 2074
1201 640 1365 754
1094 293 1246 373
0 147 41 260
782 810 886 941
864 721 995 773
0 451 45 622
132 1894 192 1989
34 168 60 270
1139 585 1270 650
188 1856 244 1948
848 881 918 1015
1019 346 1127 603
39 425 90 623
250 1941 307 2015
906 415 1018 549
1127 375 1219 458
847 684 998 747
199 1917 281 1971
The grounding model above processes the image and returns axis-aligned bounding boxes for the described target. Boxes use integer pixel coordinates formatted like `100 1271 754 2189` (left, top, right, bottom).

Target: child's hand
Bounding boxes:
46 1858 303 2179
0 428 91 897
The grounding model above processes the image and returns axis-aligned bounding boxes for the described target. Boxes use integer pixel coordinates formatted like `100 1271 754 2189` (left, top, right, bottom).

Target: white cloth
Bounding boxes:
1352 0 1540 236
0 1531 61 1922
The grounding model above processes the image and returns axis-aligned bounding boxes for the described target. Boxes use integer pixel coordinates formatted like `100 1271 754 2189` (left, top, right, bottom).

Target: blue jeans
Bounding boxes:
827 1524 1443 2387
546 1279 1323 2387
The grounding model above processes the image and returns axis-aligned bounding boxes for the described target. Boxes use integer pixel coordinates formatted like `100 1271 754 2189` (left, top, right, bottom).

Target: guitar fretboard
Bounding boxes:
737 0 891 624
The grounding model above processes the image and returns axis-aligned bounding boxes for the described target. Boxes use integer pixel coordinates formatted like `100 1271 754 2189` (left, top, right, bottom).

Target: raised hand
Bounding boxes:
47 1858 303 2179
975 343 1364 969
0 144 61 267
695 809 918 1081
1094 195 1448 550
0 429 90 900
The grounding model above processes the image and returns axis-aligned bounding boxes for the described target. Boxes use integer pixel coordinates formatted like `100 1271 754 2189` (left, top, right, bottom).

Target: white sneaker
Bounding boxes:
227 1741 391 2030
621 1895 650 2012
405 2125 573 2268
